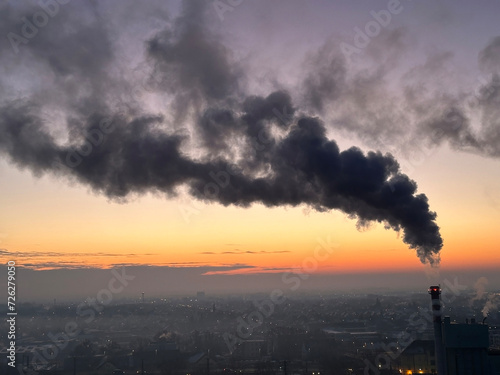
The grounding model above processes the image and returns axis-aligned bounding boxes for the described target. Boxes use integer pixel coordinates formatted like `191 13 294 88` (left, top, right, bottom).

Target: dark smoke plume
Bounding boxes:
0 0 444 264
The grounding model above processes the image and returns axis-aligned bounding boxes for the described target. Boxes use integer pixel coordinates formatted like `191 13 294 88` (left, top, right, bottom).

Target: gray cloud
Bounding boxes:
302 33 500 158
146 0 243 122
479 36 500 74
201 250 291 255
0 248 141 258
0 248 158 270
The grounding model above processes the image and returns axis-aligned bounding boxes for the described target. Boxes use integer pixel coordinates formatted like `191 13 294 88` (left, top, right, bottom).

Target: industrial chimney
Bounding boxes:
429 286 446 375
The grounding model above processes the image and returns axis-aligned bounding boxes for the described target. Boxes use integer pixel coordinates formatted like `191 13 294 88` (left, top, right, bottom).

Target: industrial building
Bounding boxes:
398 286 500 375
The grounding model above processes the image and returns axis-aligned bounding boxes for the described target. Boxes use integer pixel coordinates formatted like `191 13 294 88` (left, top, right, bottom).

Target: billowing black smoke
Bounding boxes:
0 96 443 265
0 0 444 264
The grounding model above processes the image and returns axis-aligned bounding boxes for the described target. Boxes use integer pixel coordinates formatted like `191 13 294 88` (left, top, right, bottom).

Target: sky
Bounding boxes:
0 0 500 300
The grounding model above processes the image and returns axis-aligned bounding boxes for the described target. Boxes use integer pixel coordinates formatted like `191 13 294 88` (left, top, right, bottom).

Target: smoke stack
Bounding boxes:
429 286 446 375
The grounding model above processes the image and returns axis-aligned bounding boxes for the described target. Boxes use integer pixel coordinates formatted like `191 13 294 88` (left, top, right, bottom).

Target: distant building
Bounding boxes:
197 291 206 300
398 339 436 374
187 352 217 374
398 286 500 375
442 317 491 375
399 287 500 375
489 350 500 375
398 320 500 375
130 340 181 371
233 340 267 360
491 332 500 350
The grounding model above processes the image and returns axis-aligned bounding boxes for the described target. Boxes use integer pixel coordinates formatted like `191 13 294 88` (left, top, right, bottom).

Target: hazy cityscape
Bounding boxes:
1 285 499 374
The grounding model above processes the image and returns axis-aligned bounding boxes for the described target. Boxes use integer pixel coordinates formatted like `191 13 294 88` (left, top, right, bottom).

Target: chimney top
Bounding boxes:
429 285 441 298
